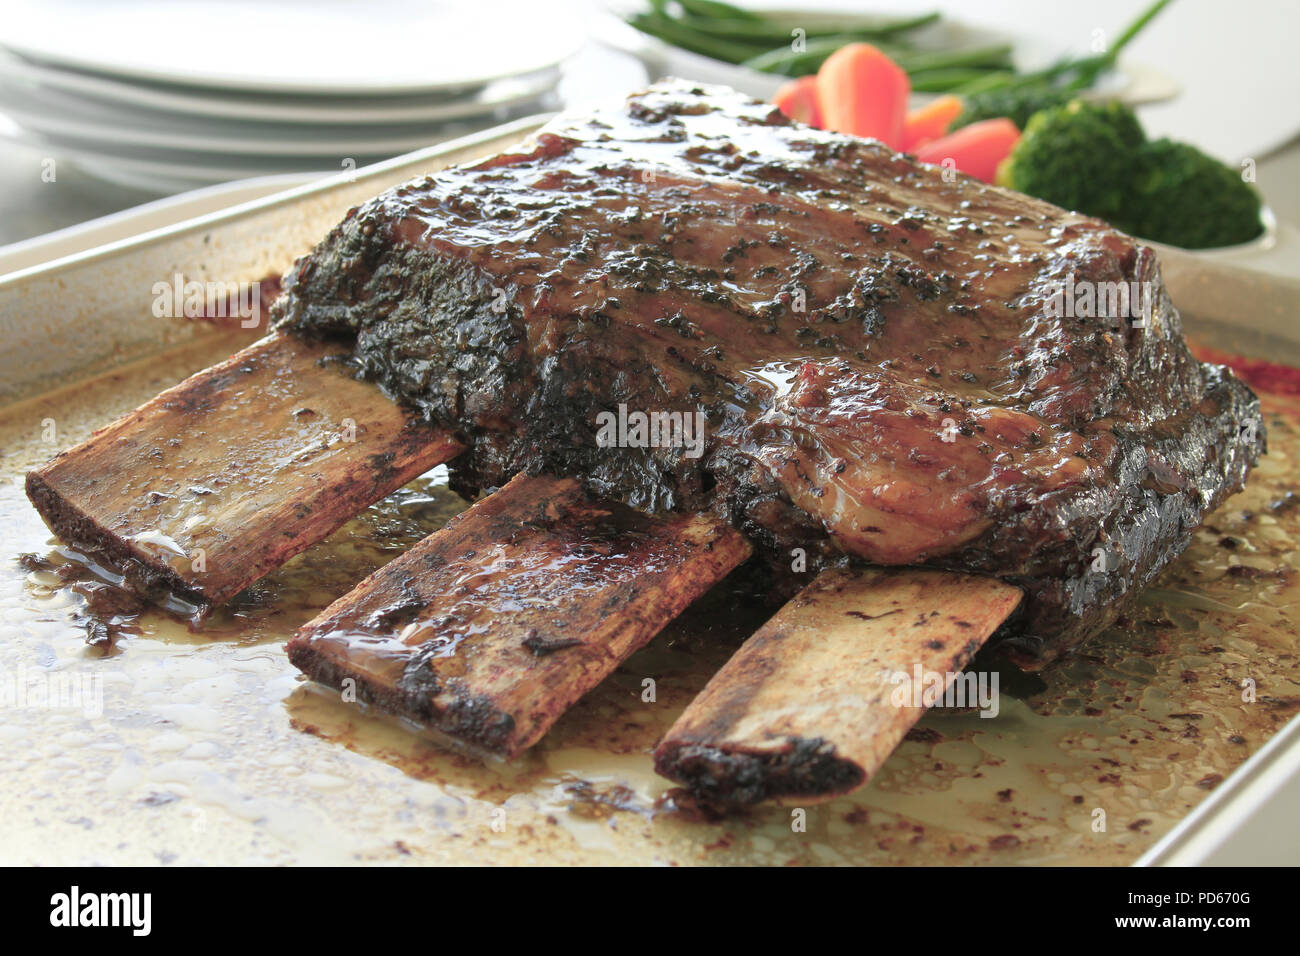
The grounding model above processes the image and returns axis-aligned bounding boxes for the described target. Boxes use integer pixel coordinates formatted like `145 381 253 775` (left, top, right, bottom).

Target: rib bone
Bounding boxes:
26 331 463 613
288 472 752 758
654 567 1022 807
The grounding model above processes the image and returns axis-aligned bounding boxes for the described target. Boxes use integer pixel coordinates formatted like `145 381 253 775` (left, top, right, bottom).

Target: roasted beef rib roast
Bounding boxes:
272 81 1263 665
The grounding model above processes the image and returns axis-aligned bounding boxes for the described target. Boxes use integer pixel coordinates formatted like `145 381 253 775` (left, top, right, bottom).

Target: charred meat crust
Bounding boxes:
286 639 517 755
273 81 1264 662
25 470 209 611
654 739 863 808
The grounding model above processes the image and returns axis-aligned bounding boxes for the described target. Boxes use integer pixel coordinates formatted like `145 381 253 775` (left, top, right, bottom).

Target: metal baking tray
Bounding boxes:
1 115 1297 866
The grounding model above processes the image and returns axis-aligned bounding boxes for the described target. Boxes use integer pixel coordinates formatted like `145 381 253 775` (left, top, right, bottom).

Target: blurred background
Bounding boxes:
1 0 1296 269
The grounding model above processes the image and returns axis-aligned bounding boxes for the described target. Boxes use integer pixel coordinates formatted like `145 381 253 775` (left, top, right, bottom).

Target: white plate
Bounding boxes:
0 52 561 126
66 154 340 194
0 126 385 191
0 81 554 157
2 0 582 95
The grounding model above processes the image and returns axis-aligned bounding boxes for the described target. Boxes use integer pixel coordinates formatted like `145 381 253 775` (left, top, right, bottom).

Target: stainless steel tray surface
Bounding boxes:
1 118 1297 866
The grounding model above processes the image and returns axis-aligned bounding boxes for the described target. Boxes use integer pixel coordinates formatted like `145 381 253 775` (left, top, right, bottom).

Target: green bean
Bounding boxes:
628 0 1170 101
760 11 941 40
676 0 763 21
680 12 940 44
740 35 853 74
1063 53 1116 90
1108 0 1173 59
677 18 865 44
629 12 772 64
892 44 1013 74
955 0 1173 101
908 68 1004 93
950 70 1019 96
744 34 1011 78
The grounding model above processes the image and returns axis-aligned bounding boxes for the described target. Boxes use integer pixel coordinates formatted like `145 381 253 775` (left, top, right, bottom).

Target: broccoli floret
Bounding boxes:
1124 139 1263 249
1084 99 1146 147
951 85 1074 132
994 99 1263 248
994 99 1145 223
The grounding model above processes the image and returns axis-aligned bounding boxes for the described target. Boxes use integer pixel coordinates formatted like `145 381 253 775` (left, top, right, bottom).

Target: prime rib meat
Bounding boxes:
272 80 1263 664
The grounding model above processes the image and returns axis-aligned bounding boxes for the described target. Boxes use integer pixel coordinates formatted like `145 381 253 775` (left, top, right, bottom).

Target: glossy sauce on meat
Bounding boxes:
274 81 1262 662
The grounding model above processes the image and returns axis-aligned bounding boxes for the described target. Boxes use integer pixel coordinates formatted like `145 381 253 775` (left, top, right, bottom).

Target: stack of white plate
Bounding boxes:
0 0 580 192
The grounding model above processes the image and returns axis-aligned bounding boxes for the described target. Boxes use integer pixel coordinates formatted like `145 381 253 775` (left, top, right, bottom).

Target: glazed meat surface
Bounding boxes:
273 81 1263 662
